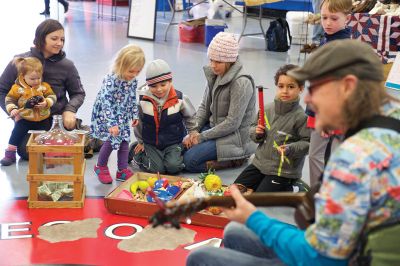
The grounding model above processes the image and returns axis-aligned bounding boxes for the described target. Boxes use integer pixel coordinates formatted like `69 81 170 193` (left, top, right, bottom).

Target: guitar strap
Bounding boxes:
344 115 400 139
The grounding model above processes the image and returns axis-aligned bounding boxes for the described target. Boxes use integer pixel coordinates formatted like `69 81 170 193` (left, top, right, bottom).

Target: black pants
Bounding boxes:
44 0 68 12
234 164 295 192
10 119 52 160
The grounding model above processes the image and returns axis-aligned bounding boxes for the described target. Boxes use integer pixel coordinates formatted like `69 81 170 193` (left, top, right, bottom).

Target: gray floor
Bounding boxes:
1 0 397 224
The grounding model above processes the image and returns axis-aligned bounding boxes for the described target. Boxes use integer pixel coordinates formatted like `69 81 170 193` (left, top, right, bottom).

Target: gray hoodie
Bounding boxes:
196 59 257 161
250 98 310 179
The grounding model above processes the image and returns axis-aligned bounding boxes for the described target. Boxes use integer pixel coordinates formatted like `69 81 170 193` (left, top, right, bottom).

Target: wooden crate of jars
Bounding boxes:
105 172 240 228
26 132 86 208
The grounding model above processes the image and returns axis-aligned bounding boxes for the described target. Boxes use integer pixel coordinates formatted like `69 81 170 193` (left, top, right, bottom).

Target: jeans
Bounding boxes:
183 124 217 173
134 143 184 174
311 0 324 43
183 139 217 173
186 222 286 266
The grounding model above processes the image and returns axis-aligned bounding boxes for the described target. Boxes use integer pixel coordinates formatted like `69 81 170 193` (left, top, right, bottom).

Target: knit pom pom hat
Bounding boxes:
207 32 239 63
146 59 172 86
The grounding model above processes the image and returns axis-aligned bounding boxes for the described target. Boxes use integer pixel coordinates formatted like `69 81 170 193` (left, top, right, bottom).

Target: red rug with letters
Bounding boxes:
0 198 223 265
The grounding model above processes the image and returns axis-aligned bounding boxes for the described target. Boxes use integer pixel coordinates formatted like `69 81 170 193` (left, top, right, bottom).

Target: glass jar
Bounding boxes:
35 115 79 145
34 115 79 201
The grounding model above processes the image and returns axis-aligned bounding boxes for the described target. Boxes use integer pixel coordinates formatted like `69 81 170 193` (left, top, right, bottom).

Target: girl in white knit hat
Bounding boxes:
183 32 257 172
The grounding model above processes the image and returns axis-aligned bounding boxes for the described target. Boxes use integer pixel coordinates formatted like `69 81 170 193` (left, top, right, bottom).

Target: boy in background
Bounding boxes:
307 0 352 186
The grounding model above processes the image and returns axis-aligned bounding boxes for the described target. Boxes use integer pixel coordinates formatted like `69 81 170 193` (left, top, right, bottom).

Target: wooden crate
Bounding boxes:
105 172 231 228
26 133 86 208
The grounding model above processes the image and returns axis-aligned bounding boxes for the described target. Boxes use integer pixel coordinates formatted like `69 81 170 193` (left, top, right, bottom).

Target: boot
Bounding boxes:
1 150 16 166
300 44 311 53
60 0 69 13
206 158 247 171
40 10 50 15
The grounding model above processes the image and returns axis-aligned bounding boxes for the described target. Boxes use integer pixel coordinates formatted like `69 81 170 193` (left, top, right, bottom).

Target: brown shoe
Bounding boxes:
309 43 319 53
300 44 311 53
206 158 247 171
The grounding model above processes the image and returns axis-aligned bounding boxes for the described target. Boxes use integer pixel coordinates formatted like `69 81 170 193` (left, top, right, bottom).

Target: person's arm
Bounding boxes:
127 80 139 120
133 119 143 144
181 94 197 132
285 114 311 159
223 186 348 266
5 85 20 114
133 103 143 144
200 77 253 141
0 60 18 113
249 111 267 143
247 211 348 266
41 83 57 108
63 62 85 113
194 83 211 132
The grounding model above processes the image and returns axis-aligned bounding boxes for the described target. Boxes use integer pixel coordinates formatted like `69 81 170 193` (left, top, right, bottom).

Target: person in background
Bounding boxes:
307 0 352 186
1 57 56 166
234 64 310 192
91 44 145 184
183 32 257 173
187 40 400 266
0 19 85 160
129 59 197 174
40 0 69 15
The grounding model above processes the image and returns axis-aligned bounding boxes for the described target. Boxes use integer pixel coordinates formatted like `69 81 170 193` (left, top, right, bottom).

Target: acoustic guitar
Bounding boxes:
148 189 316 230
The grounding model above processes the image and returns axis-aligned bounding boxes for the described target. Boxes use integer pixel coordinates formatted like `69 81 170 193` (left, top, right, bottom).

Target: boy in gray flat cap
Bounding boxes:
129 59 197 174
187 39 400 266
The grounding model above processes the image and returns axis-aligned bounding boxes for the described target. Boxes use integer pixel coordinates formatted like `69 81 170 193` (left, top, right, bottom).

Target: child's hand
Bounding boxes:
320 130 330 138
34 99 48 109
182 134 192 149
255 124 266 136
134 143 144 154
131 119 139 127
10 109 20 118
277 145 289 156
109 126 119 136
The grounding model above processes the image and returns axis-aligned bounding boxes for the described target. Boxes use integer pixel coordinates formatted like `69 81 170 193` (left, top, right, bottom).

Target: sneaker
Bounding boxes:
116 168 134 182
94 165 112 184
0 150 16 166
40 10 50 15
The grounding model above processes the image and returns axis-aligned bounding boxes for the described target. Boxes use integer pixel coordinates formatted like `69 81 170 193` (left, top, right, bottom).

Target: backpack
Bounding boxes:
266 18 292 52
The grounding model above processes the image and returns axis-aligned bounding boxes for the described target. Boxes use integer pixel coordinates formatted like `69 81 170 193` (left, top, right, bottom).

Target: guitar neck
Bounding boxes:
206 192 308 209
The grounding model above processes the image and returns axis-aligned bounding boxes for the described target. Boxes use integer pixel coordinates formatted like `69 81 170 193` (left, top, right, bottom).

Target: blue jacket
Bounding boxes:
246 211 348 266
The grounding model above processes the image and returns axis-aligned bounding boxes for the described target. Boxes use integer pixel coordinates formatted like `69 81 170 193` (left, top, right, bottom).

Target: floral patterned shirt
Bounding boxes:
90 74 139 150
305 101 400 258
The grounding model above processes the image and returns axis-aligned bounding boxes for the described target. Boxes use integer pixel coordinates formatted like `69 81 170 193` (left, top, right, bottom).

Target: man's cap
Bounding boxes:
288 40 384 83
146 59 172 86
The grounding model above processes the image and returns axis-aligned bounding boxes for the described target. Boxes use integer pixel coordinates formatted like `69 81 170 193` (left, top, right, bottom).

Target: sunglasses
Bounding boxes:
308 77 340 95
